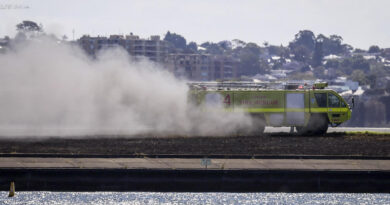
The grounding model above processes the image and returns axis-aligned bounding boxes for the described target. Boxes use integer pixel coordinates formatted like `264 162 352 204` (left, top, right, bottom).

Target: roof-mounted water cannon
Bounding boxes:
313 82 328 90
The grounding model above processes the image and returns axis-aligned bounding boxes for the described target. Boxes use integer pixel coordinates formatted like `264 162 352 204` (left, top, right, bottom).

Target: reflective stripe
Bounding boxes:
328 108 342 112
311 108 328 113
202 107 350 114
237 108 285 113
285 108 306 112
200 108 234 112
328 107 350 112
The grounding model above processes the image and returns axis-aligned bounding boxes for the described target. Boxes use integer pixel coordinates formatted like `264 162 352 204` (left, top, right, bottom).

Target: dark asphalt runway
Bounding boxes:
0 127 389 137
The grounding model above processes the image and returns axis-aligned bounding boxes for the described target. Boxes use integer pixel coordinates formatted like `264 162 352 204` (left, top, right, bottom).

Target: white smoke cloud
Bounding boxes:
0 37 251 137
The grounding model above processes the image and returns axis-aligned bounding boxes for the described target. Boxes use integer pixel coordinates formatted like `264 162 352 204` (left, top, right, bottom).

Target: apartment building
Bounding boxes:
213 55 238 80
166 54 238 81
78 34 168 63
78 34 238 81
166 54 214 81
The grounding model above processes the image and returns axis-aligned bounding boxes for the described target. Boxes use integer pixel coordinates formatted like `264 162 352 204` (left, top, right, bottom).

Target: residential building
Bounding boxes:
213 55 238 80
78 34 168 63
78 34 241 81
166 54 214 81
166 54 238 81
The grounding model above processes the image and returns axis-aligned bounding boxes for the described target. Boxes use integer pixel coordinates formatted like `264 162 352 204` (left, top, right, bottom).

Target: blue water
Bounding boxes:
1 192 389 205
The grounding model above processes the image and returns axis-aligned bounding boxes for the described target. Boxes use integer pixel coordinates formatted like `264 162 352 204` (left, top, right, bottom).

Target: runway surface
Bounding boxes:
0 127 389 137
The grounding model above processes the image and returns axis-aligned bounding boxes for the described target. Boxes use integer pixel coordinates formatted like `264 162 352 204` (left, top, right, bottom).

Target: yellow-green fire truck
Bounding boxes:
188 82 352 135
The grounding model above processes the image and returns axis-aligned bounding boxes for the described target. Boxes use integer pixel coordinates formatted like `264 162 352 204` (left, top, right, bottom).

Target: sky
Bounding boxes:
1 0 389 49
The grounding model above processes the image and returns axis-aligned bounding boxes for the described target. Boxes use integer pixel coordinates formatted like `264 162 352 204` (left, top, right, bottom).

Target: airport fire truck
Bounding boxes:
188 81 352 135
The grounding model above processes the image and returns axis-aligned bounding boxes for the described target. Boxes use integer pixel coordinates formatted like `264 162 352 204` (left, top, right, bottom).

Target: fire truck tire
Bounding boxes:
295 126 304 133
296 114 328 135
250 115 266 135
313 114 329 135
315 117 328 135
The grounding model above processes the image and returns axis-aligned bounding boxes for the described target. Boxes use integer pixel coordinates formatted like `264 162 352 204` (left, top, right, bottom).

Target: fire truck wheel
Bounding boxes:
312 115 328 135
252 124 265 135
297 114 328 135
250 115 265 135
314 116 328 135
295 126 304 133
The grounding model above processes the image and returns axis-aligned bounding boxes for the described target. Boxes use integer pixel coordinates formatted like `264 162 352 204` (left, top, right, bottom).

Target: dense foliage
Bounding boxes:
163 29 389 91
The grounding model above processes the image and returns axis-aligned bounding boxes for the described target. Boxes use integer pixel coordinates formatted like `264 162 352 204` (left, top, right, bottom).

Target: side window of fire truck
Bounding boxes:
328 93 340 107
314 93 327 107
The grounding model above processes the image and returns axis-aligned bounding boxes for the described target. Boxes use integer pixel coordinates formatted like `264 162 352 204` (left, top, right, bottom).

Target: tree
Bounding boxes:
218 40 232 50
291 45 311 62
354 48 366 53
351 55 370 73
317 34 347 55
370 63 386 77
289 30 316 52
268 45 289 57
340 58 351 67
288 30 316 63
16 20 42 32
15 20 43 40
367 63 387 88
381 48 390 59
243 43 261 55
368 45 381 53
164 31 187 50
325 59 339 69
366 74 377 88
379 96 390 123
314 33 354 56
342 44 354 54
338 58 353 75
231 39 246 48
200 42 224 55
350 69 368 85
238 43 263 76
312 38 324 67
186 41 197 53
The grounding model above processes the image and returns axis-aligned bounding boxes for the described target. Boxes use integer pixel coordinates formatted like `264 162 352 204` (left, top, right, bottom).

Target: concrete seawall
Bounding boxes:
0 157 389 193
